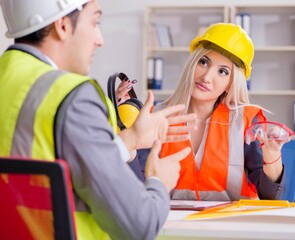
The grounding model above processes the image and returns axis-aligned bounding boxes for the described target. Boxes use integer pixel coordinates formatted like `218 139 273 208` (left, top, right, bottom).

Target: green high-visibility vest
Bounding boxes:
0 49 117 240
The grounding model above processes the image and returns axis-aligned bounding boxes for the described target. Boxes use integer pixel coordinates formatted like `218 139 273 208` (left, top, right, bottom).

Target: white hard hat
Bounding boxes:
1 0 89 38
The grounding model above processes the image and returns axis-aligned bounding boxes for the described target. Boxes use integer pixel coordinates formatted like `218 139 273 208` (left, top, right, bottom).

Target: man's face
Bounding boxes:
65 0 103 75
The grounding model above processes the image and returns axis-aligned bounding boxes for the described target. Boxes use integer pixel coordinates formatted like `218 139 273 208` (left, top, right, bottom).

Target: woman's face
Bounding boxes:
191 50 232 104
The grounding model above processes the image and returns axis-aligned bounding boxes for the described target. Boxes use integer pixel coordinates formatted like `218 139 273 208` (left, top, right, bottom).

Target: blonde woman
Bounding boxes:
138 23 287 201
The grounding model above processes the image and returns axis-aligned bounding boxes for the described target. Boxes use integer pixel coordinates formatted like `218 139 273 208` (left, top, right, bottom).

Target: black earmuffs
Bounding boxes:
107 72 143 131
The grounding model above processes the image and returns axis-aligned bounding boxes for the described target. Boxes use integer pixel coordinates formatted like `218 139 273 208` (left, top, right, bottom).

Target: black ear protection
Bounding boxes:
107 72 143 131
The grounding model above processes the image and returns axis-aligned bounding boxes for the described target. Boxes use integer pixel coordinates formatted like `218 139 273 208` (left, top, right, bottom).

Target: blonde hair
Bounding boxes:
157 45 267 117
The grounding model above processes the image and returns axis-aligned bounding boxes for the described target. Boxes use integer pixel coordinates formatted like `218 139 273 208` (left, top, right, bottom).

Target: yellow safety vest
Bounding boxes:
0 49 117 240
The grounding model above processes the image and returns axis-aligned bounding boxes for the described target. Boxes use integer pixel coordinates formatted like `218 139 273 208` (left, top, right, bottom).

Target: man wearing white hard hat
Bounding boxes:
0 0 195 239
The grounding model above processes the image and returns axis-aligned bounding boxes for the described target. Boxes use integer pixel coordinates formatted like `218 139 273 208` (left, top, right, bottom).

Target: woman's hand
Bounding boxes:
258 125 289 152
119 91 196 151
256 126 288 182
115 79 137 105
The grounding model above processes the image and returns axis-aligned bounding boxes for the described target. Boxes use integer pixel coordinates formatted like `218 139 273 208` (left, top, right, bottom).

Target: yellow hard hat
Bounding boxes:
190 23 254 80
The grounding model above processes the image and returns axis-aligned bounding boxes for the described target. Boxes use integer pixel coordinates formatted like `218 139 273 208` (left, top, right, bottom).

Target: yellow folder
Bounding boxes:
185 199 295 220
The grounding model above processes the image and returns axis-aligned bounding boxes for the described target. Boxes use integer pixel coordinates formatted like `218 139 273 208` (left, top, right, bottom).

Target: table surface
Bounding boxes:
157 209 295 240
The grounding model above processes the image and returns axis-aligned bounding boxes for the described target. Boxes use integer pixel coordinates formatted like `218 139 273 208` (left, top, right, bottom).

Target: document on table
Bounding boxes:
185 199 295 222
170 200 231 211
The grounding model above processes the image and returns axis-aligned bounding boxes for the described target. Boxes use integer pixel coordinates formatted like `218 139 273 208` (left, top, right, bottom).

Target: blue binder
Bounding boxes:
282 141 295 201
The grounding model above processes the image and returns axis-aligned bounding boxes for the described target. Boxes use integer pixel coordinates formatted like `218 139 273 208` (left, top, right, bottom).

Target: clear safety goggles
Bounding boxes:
245 121 295 145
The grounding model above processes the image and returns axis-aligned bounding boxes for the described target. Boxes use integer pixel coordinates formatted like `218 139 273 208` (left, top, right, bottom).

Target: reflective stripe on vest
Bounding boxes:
11 70 65 156
227 107 245 200
10 71 116 161
165 104 264 201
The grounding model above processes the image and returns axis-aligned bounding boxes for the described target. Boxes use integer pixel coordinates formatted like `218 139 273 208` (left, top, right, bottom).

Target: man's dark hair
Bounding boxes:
15 6 83 45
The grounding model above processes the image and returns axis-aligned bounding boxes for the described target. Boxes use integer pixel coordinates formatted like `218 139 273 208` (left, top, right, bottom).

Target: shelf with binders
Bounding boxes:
231 5 295 46
231 5 295 129
145 5 229 49
231 5 295 93
142 5 229 101
142 4 295 129
249 50 295 94
145 50 189 95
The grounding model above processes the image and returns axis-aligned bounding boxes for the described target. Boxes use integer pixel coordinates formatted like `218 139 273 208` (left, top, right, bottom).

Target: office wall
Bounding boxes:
1 0 295 95
94 0 295 95
0 11 12 53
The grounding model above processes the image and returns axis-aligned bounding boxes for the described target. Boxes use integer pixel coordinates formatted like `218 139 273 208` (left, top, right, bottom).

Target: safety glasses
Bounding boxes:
245 121 295 145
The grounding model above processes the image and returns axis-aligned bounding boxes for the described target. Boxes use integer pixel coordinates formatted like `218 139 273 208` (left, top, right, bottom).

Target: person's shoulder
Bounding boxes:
72 80 103 99
243 104 262 111
62 80 107 112
243 104 266 117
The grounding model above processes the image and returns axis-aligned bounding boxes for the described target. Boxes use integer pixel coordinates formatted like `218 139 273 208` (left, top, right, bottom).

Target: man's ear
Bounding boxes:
53 17 73 40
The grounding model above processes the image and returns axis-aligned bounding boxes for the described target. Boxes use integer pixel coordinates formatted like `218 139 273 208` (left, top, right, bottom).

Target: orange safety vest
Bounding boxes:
161 104 266 201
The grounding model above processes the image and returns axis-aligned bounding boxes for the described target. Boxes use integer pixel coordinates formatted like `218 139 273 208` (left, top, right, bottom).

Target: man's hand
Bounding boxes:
145 139 191 192
119 91 196 151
